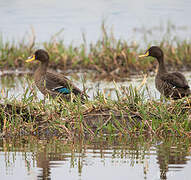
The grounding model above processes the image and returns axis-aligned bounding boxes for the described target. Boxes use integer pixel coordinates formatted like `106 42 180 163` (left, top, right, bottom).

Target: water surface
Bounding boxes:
0 138 190 180
0 0 191 46
1 72 191 100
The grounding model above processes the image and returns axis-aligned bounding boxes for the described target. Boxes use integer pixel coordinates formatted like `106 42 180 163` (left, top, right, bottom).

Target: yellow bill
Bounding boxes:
138 51 149 58
26 55 36 62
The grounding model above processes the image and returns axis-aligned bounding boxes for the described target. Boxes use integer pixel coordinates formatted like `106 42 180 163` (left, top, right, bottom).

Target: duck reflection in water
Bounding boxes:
156 140 190 180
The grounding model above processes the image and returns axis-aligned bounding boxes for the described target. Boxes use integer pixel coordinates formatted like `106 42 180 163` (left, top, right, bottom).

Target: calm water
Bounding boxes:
0 72 155 100
1 0 191 46
1 72 191 100
0 138 191 180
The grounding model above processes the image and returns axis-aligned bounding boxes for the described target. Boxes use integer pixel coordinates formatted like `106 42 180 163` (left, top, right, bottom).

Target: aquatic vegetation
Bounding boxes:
0 84 191 139
0 24 191 80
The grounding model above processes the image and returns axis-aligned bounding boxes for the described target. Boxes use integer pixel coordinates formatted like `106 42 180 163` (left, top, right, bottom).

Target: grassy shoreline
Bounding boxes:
0 25 191 80
0 85 191 139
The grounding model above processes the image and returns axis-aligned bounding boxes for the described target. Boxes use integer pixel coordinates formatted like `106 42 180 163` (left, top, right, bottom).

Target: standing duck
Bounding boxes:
26 49 88 102
139 46 191 99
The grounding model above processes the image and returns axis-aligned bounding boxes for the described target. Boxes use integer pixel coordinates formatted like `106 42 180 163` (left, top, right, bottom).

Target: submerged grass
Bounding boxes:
0 23 191 80
0 82 191 139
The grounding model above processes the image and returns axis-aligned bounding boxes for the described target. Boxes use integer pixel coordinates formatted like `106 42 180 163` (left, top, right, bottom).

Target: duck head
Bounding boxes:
26 49 49 63
139 46 163 59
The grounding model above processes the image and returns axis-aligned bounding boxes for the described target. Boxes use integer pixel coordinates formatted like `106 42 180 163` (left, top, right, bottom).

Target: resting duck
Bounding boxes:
139 46 191 99
26 49 88 102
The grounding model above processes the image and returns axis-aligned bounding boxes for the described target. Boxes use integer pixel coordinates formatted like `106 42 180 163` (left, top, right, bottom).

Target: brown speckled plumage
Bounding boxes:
139 46 191 99
26 49 88 101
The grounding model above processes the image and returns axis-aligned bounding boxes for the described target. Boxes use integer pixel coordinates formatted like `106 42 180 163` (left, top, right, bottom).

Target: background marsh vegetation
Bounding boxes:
0 24 191 80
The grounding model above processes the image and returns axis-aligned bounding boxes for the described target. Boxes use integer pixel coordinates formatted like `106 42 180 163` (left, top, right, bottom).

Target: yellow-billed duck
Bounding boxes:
26 49 88 101
139 46 191 99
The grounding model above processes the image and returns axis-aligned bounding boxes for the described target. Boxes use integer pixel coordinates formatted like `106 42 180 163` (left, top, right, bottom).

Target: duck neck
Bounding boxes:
34 61 48 81
40 61 48 75
157 56 167 74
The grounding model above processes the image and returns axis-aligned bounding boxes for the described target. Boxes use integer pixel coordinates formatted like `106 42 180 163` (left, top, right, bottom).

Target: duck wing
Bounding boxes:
45 71 85 95
160 72 189 89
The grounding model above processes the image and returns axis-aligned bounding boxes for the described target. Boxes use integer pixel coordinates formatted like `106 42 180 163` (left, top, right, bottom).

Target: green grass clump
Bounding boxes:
0 84 191 139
